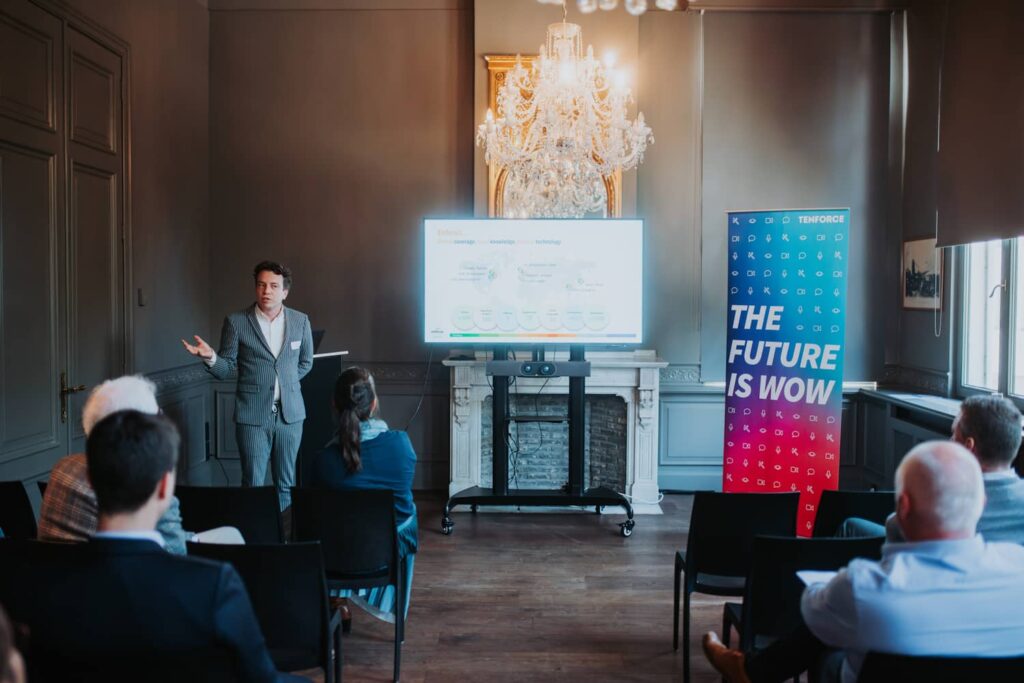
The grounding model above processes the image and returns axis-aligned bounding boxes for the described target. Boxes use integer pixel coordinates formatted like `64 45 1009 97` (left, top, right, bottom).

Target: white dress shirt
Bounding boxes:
801 535 1024 683
93 529 166 548
206 306 286 402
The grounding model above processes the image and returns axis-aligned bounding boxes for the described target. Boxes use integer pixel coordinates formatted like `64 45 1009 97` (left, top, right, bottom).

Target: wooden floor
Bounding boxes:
298 493 728 682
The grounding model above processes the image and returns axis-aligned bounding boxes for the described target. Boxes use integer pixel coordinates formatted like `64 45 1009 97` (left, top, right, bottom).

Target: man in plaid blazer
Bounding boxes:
184 261 313 511
37 375 187 553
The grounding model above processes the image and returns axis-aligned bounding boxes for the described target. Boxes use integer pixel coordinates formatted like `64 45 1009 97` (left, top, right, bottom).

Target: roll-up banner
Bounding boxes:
723 209 850 536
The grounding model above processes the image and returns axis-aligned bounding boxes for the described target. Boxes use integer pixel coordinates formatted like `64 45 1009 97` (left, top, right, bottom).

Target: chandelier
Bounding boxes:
476 14 654 218
539 0 681 15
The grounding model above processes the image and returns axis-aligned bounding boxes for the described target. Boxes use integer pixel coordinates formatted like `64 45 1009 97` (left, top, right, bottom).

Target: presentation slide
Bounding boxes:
424 219 643 345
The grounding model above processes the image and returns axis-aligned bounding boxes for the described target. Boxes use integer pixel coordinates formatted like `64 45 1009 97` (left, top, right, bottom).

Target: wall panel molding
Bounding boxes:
0 4 56 132
69 50 116 154
146 363 211 393
353 360 450 389
881 363 949 395
660 364 703 389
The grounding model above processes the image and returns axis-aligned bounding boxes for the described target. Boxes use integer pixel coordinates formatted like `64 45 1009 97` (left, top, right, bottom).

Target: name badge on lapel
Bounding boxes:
291 341 301 350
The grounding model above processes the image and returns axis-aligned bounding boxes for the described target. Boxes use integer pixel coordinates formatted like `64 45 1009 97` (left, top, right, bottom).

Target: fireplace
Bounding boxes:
443 350 668 514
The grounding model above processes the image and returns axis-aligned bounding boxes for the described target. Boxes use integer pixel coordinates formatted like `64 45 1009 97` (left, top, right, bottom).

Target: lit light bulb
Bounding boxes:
577 0 598 12
655 0 679 9
558 61 576 84
603 50 617 68
611 68 629 91
599 0 618 9
625 0 648 14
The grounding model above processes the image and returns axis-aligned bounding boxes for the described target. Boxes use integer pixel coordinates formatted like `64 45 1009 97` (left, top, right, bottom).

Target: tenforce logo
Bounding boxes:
798 215 845 224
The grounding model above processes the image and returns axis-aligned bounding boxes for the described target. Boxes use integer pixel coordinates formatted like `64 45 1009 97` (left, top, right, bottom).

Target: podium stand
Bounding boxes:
297 351 348 486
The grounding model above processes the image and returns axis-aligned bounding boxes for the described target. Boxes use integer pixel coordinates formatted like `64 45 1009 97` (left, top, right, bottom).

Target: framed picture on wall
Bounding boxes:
902 237 942 310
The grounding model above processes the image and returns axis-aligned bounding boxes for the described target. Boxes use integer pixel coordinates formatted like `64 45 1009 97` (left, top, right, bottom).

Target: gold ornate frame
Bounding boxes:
484 54 622 218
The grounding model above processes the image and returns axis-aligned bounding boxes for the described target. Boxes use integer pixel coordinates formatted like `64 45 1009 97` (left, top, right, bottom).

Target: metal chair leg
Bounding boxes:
673 552 683 650
683 588 692 683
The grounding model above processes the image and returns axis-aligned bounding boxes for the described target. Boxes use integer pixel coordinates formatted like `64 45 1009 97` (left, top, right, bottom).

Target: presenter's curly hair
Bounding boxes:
333 367 378 473
253 260 292 290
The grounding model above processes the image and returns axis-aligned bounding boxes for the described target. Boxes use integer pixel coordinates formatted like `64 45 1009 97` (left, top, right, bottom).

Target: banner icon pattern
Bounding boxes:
723 209 850 535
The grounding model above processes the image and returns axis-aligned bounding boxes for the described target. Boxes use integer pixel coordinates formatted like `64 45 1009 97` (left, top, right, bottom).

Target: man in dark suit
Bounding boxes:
0 411 304 682
183 261 314 511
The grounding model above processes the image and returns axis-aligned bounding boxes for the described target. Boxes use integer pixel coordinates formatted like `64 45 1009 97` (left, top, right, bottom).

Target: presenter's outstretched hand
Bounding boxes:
182 335 214 360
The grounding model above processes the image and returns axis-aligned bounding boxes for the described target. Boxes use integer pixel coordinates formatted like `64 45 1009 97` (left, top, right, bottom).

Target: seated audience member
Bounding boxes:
840 394 1024 543
0 605 25 683
312 367 417 625
703 440 1024 683
38 375 188 553
0 411 303 682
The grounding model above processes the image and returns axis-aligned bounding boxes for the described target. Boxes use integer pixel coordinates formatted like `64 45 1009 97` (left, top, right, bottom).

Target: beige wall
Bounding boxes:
473 0 640 217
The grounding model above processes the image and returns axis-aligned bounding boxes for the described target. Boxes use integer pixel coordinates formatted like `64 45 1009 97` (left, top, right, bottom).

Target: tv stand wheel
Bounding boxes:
441 514 454 535
620 520 635 537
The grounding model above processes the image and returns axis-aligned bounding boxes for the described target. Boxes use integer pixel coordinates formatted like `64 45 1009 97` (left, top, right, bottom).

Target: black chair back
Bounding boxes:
812 489 895 537
858 652 1024 681
0 481 37 539
685 491 800 579
187 541 336 678
291 488 397 588
37 480 48 497
175 485 282 544
292 487 403 682
745 535 884 642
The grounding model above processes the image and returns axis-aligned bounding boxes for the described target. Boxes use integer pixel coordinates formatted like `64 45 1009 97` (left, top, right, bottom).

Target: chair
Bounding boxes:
37 480 48 497
0 481 37 539
858 652 1024 681
674 491 799 683
722 535 884 655
187 541 342 683
812 489 895 537
292 488 403 683
175 485 282 543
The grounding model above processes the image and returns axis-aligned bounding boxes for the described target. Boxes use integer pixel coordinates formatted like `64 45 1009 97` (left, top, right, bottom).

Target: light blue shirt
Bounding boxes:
801 535 1024 683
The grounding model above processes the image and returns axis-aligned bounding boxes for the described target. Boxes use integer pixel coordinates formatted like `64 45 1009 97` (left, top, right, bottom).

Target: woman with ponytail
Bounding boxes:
311 367 418 626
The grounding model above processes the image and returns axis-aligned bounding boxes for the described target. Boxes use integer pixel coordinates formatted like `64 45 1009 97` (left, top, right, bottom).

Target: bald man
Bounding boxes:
703 440 1024 683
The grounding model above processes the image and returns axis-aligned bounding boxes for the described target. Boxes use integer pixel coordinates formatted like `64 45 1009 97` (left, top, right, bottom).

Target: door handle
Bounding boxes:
60 372 88 424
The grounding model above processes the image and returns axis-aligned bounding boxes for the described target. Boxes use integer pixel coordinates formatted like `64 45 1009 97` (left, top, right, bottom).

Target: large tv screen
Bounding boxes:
424 218 643 345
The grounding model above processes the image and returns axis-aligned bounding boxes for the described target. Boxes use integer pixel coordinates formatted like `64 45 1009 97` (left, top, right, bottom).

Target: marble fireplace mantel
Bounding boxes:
442 350 669 514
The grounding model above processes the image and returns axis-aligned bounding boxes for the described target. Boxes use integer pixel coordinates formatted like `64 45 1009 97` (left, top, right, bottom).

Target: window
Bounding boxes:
959 238 1024 399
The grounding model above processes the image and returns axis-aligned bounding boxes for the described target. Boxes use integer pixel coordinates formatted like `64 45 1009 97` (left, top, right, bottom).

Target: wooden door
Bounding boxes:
0 0 68 480
65 25 125 454
0 0 127 481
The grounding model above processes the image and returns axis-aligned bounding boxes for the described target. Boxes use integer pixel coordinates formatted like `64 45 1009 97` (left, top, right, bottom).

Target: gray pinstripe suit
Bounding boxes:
206 305 314 509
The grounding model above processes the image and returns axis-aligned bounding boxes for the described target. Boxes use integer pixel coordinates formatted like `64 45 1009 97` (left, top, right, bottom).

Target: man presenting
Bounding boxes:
184 261 313 511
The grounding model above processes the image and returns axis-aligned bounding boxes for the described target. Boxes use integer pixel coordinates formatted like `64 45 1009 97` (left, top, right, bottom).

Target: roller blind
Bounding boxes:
936 0 1024 247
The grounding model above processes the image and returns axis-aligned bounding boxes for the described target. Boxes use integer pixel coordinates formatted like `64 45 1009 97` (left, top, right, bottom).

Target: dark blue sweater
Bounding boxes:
311 431 417 522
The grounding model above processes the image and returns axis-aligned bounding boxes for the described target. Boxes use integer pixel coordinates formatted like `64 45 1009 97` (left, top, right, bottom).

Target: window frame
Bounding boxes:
954 238 1022 409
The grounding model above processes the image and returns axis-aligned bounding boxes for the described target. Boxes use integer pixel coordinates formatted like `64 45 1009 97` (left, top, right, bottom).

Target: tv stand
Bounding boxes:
442 344 635 537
